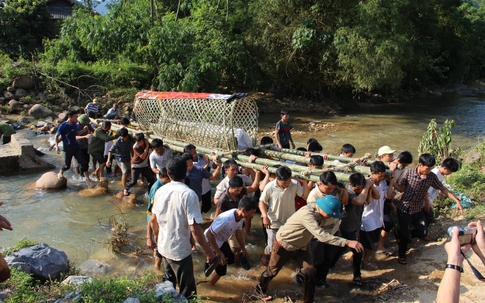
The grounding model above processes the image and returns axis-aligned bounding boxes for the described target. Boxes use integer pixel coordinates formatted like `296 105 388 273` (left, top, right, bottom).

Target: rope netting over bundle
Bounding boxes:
133 91 258 151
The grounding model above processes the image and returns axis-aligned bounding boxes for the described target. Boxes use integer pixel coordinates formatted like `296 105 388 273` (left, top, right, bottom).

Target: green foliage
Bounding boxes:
0 0 55 59
0 54 33 90
2 238 38 256
418 119 457 162
79 276 158 303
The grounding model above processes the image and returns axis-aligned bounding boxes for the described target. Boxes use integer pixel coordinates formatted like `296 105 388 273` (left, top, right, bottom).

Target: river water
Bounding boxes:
1 93 484 301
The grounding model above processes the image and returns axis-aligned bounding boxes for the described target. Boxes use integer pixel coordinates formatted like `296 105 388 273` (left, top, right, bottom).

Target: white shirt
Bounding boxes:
195 155 211 195
149 148 173 171
214 174 253 200
427 167 443 206
204 209 244 248
152 181 203 261
260 179 304 229
361 180 388 232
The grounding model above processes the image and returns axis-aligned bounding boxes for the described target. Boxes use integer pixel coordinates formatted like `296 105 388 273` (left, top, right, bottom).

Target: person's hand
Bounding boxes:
261 165 269 175
146 237 156 250
323 153 329 160
423 201 432 213
366 178 373 187
389 201 397 213
248 154 258 163
291 142 295 149
389 161 398 172
85 133 92 139
106 161 111 168
304 151 311 158
203 154 210 164
455 202 463 216
55 145 60 154
346 240 364 253
446 226 469 266
468 220 485 265
364 152 372 159
219 251 227 266
262 216 271 229
353 157 361 163
206 250 216 264
213 158 220 167
240 247 248 257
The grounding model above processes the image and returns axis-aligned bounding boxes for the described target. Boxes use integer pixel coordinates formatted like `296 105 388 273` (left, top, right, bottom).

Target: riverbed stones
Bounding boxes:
12 76 34 89
61 275 92 285
3 91 14 100
79 260 110 275
28 104 53 119
8 99 23 110
114 191 137 205
14 88 27 98
78 179 109 197
155 281 188 303
35 171 68 189
5 243 69 280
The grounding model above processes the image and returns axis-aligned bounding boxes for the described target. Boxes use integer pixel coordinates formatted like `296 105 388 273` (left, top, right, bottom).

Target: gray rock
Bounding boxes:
23 104 32 109
58 112 67 121
79 259 110 275
6 86 15 92
28 104 53 119
14 88 27 98
18 117 35 124
8 100 23 110
123 298 141 303
62 276 92 285
464 150 481 164
154 281 188 303
6 243 68 280
3 91 14 100
12 76 34 89
45 116 53 122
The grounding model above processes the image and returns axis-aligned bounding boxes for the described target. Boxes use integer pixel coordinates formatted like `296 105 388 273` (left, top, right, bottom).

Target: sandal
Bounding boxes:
123 189 130 196
397 257 407 265
352 277 363 286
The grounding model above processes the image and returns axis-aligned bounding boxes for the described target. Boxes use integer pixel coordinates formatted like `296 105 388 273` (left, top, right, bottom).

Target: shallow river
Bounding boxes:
1 93 484 301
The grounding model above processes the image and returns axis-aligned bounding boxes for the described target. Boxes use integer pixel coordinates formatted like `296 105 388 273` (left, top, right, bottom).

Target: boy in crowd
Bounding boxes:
339 173 376 285
146 167 171 270
183 152 221 205
259 166 310 266
149 138 173 176
255 195 363 303
124 133 155 195
204 196 258 285
54 109 93 185
296 155 323 210
260 136 274 145
275 109 295 149
107 127 134 188
214 159 253 205
393 153 463 265
184 144 213 213
88 121 118 180
360 161 394 268
376 151 413 255
306 171 348 286
424 157 460 225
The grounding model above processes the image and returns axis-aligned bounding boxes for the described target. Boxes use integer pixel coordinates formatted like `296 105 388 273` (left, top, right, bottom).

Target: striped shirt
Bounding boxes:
85 102 99 113
396 167 442 214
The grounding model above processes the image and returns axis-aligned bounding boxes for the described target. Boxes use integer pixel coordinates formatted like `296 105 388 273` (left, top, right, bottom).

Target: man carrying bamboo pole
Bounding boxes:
259 166 310 266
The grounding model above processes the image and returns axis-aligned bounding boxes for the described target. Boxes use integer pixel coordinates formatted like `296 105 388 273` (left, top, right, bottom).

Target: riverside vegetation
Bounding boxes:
2 0 485 112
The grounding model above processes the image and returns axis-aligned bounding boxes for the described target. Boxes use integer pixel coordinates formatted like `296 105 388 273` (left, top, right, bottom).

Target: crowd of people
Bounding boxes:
1 106 483 303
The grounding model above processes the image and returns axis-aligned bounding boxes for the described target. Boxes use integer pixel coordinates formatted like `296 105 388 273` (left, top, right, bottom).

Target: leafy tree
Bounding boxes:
0 0 54 59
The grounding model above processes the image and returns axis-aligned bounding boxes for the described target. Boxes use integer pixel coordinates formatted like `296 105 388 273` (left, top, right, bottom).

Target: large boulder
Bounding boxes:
35 172 67 189
5 243 69 280
28 104 53 119
12 76 34 89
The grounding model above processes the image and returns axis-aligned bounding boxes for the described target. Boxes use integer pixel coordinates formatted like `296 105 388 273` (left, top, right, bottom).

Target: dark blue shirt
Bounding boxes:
109 135 134 163
57 121 79 150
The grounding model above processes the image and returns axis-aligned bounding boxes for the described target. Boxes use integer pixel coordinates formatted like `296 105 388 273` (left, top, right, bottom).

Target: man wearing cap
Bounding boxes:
104 103 122 120
255 195 363 302
376 145 395 164
85 99 100 118
275 109 295 149
0 122 16 144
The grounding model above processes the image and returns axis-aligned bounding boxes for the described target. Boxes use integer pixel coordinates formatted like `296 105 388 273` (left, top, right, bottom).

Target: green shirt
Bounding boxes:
88 128 118 155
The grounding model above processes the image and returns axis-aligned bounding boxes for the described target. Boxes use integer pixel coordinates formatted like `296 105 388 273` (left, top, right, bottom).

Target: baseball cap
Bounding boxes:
316 195 342 218
78 114 90 125
377 146 395 156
